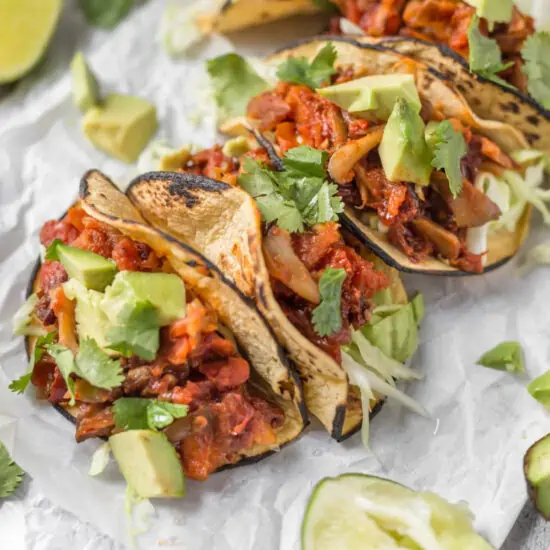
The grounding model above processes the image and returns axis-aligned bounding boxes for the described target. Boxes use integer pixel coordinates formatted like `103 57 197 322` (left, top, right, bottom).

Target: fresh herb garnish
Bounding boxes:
311 267 347 337
276 42 337 89
9 331 57 394
477 341 524 373
44 239 63 261
106 301 160 361
238 146 343 232
427 121 467 198
467 16 515 88
522 32 550 110
113 398 189 431
75 338 125 389
0 442 24 498
207 53 270 119
78 0 135 29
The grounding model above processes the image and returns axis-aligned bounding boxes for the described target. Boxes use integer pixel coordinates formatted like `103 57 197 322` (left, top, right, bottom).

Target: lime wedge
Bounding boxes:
0 0 63 84
302 474 494 550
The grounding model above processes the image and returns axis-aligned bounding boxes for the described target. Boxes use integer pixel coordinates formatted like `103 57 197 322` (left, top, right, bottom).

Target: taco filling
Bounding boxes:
24 205 287 481
329 1 535 92
208 42 549 274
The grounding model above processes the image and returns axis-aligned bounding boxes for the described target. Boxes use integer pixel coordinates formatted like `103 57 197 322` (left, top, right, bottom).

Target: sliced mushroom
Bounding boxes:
411 218 461 261
328 125 385 185
263 226 320 304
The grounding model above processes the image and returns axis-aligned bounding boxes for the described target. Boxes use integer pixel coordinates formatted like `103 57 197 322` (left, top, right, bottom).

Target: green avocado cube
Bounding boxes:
316 74 421 121
101 271 186 326
379 98 433 186
83 93 158 163
71 51 101 112
110 430 185 499
525 434 550 519
55 243 117 292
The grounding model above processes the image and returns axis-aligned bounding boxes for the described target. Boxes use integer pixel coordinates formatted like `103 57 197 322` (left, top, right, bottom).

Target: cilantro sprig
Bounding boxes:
238 146 343 232
311 267 347 337
0 442 24 498
426 121 467 198
45 338 124 405
467 16 515 88
113 398 189 431
522 32 550 110
276 42 337 89
9 331 57 394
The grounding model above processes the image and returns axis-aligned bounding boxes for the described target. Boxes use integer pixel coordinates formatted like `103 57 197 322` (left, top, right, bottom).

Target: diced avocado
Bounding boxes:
63 279 113 349
109 430 185 499
379 98 433 186
70 51 101 112
465 0 513 26
83 93 158 163
222 136 250 159
101 271 186 326
316 74 421 121
160 146 191 171
54 243 117 291
524 434 550 519
528 371 550 408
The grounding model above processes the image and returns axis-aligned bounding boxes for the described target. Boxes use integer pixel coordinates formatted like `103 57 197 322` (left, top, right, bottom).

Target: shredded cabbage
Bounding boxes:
160 3 205 58
125 485 155 547
89 441 111 476
13 293 46 337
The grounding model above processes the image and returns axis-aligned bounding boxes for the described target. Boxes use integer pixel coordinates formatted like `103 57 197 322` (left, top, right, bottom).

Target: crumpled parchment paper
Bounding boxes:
1 2 549 549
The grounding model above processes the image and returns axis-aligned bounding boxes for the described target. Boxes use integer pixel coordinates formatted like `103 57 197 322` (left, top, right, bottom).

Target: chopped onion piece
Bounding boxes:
339 18 364 36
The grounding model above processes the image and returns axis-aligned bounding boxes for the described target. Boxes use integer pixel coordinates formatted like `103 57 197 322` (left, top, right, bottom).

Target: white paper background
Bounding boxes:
1 2 549 549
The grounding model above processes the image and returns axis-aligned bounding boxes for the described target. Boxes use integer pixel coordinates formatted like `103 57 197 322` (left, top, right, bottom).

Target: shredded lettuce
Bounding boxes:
89 442 111 476
125 485 155 546
13 293 46 337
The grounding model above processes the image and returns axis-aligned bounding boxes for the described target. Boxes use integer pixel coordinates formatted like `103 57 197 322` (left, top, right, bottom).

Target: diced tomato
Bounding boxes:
65 206 87 231
200 357 250 392
39 220 80 247
291 222 341 270
37 261 68 293
247 92 291 131
168 381 217 409
275 122 299 153
111 237 160 272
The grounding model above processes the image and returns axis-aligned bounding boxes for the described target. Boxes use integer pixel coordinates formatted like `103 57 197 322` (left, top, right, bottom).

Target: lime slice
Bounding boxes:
0 0 63 84
302 474 494 550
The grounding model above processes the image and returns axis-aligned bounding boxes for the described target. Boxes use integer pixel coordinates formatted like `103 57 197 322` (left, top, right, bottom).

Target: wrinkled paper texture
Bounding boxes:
1 1 549 548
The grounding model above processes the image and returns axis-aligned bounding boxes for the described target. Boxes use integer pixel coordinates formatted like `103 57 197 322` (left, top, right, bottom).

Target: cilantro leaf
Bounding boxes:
113 398 188 431
75 338 124 389
467 16 515 88
427 121 467 198
9 331 57 395
477 341 524 373
106 301 160 361
237 147 343 232
78 0 135 29
45 239 63 261
311 267 347 337
0 442 24 498
276 43 337 89
207 54 270 120
522 32 550 110
282 146 329 178
45 343 77 405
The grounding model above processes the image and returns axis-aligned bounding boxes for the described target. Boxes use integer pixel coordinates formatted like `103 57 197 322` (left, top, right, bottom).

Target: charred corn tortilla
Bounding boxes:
126 171 409 440
249 37 532 275
26 170 307 468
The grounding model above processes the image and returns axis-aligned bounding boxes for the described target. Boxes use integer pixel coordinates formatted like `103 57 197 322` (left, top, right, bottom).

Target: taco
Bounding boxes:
207 38 550 275
126 146 426 442
12 170 306 485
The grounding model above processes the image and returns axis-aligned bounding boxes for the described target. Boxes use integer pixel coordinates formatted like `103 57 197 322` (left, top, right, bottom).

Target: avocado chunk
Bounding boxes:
71 51 101 112
524 434 550 519
528 371 550 408
102 271 186 326
222 136 250 159
53 243 117 291
379 98 433 186
83 93 158 163
465 0 513 26
109 430 185 499
316 74 421 121
63 279 113 349
159 146 191 171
